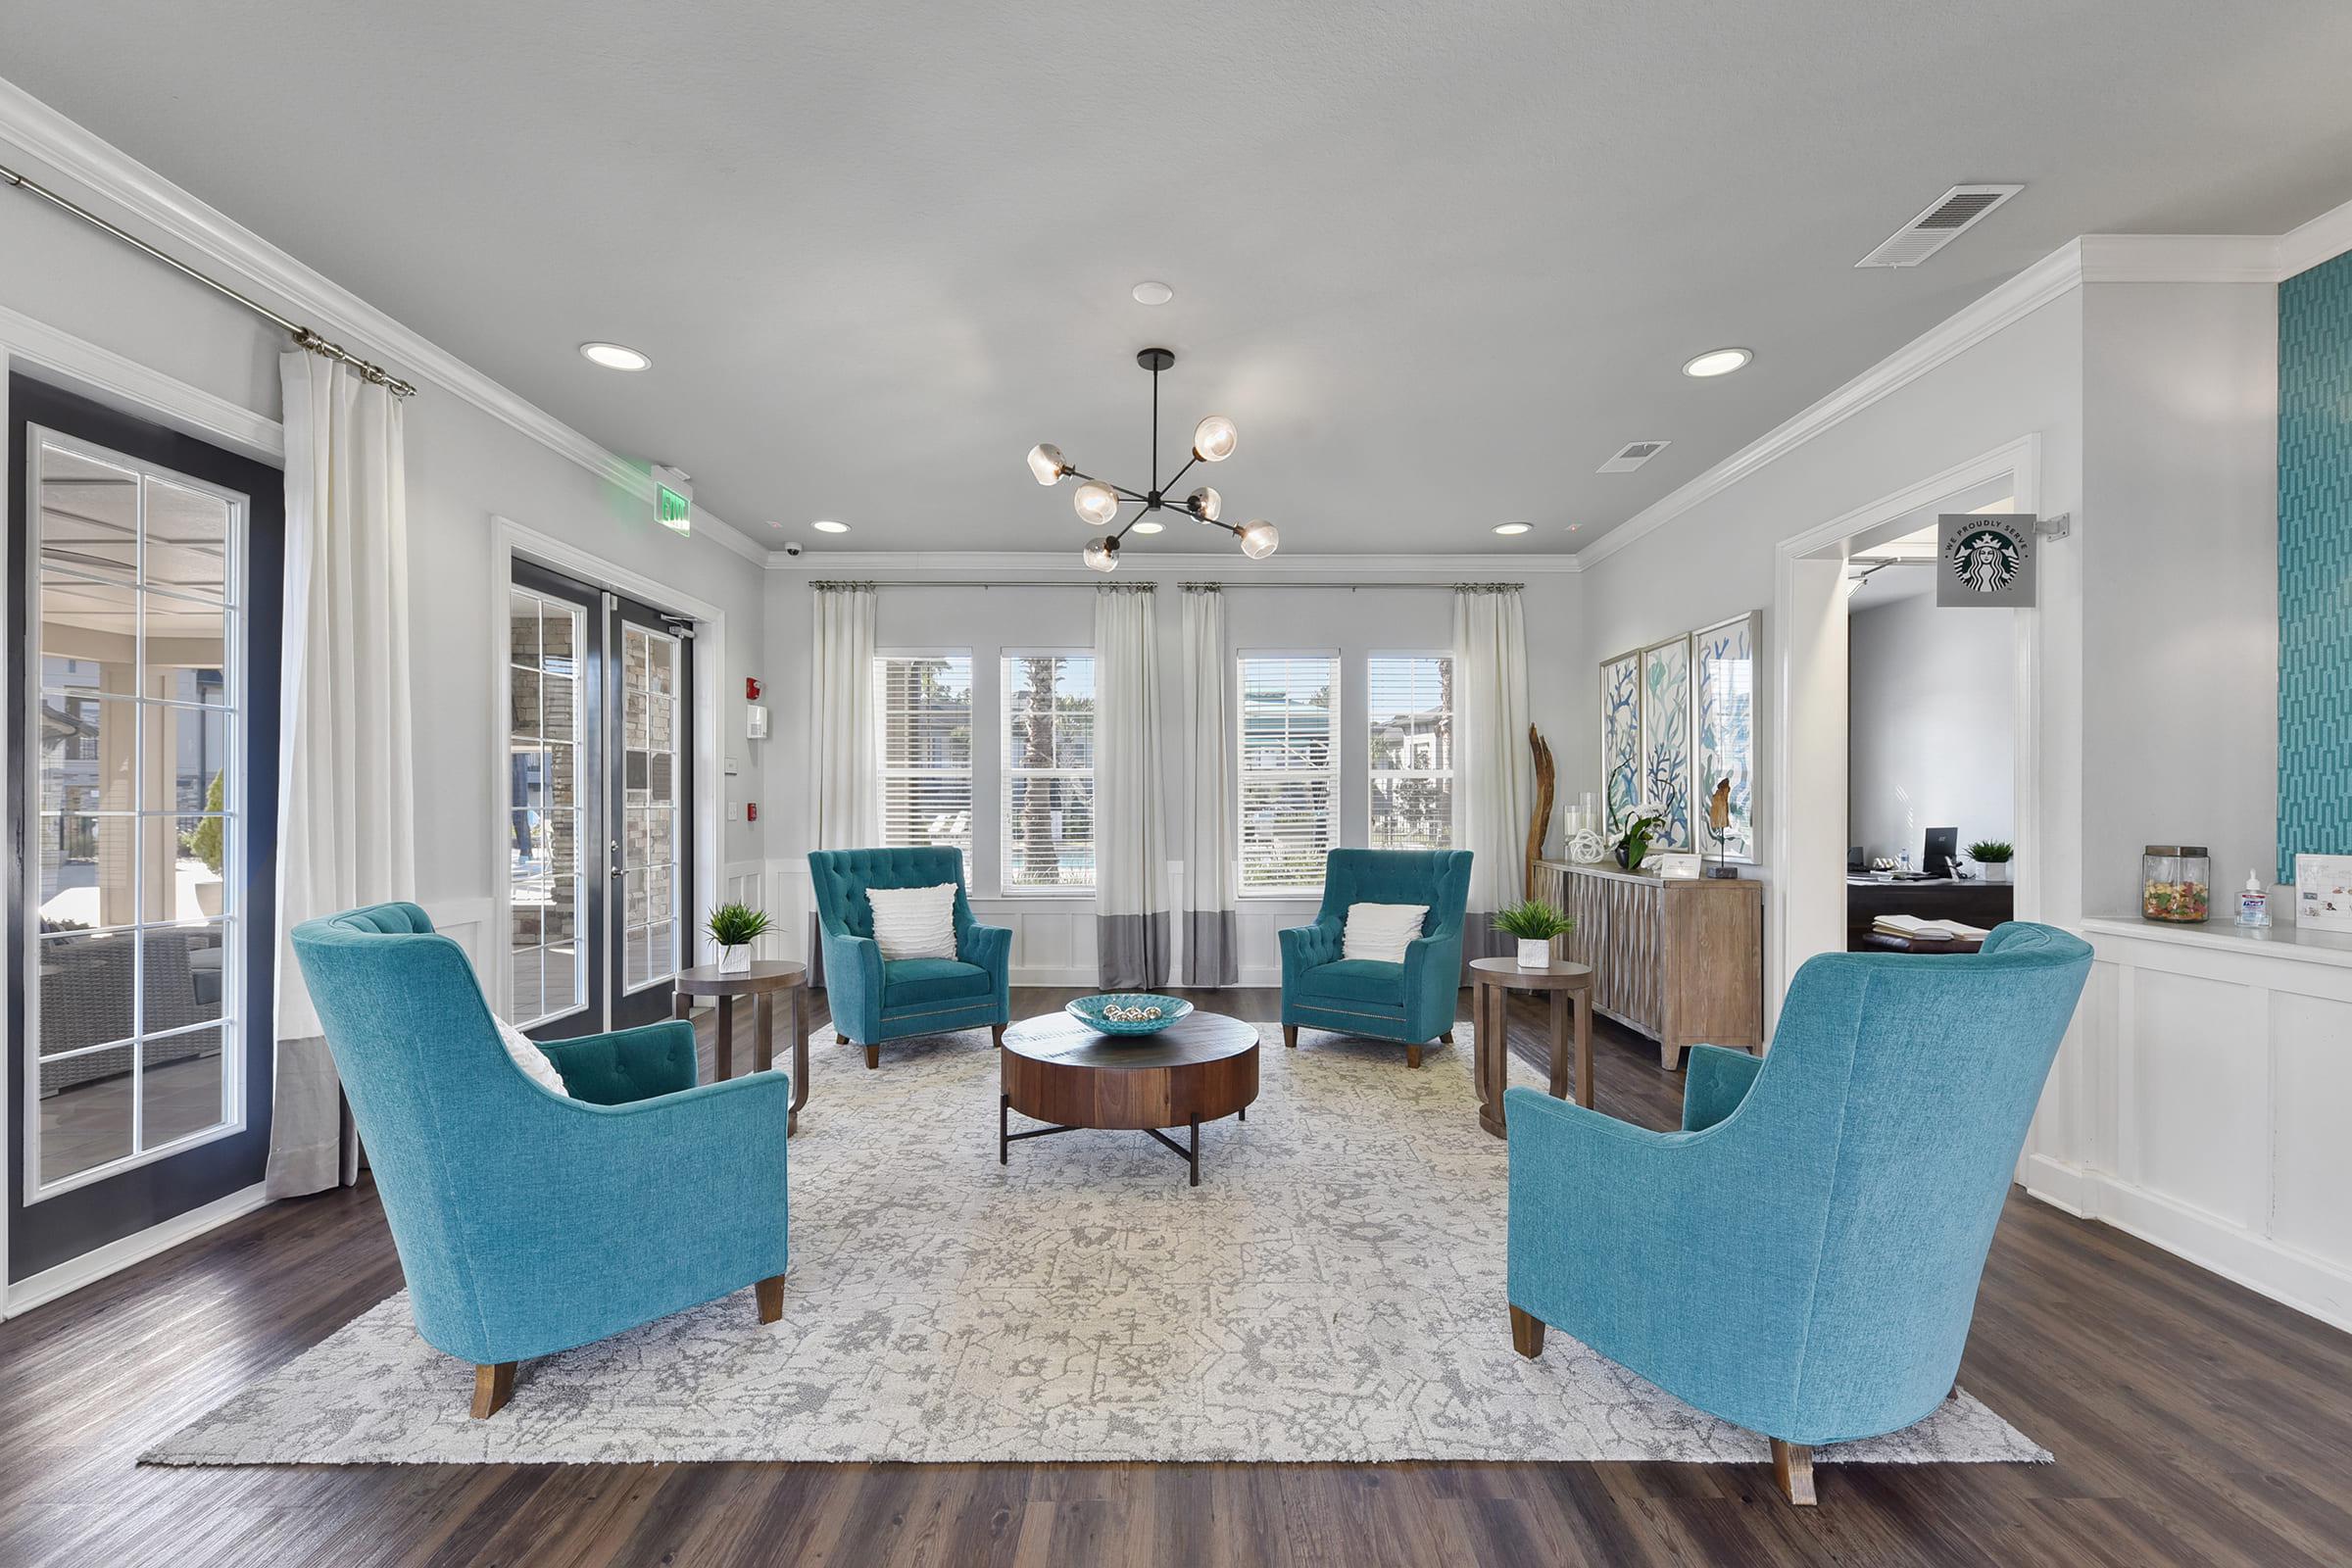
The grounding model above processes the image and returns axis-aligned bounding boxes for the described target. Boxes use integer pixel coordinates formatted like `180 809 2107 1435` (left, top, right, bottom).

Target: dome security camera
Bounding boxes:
781 541 805 558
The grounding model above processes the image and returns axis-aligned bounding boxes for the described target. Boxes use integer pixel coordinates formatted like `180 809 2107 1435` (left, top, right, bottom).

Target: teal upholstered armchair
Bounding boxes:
808 847 1010 1067
289 903 791 1418
1505 921 2090 1503
1279 848 1472 1067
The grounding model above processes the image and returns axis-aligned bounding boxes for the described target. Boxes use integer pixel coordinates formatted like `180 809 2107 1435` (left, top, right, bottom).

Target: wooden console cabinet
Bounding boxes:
1530 860 1764 1069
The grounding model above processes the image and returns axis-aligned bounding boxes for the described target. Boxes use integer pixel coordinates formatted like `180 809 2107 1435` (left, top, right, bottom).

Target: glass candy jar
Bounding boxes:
2141 845 2211 923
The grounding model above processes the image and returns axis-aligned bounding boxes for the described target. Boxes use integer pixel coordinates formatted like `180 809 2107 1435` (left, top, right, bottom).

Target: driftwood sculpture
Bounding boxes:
1525 724 1556 899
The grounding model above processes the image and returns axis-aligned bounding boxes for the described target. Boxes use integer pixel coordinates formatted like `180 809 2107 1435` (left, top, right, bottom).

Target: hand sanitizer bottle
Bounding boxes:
2236 870 2271 928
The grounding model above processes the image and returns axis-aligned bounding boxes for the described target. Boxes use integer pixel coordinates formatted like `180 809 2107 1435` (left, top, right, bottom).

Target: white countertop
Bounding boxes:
2082 912 2352 969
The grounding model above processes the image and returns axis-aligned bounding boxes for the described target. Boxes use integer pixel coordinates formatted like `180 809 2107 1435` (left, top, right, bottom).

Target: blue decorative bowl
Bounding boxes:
1065 993 1194 1036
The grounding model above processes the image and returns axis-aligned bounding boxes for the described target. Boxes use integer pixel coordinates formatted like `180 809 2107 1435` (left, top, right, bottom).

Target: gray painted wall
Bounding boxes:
1847 582 2017 866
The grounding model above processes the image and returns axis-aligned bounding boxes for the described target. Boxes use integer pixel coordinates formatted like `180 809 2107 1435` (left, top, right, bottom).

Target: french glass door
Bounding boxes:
506 561 692 1040
8 375 281 1286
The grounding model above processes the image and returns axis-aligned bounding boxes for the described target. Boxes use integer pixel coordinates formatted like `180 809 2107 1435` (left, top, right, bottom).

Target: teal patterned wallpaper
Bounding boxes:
2279 249 2352 872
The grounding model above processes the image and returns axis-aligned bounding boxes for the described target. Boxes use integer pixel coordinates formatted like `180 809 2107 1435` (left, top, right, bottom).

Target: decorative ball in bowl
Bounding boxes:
1066 994 1194 1036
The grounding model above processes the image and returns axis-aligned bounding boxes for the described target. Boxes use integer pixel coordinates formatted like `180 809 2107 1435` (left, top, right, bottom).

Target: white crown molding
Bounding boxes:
2074 232 2282 283
766 549 1583 574
1575 239 2085 569
0 77 766 565
2275 193 2352 280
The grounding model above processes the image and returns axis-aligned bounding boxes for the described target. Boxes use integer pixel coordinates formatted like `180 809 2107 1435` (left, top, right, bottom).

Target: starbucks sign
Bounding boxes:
1936 514 2036 608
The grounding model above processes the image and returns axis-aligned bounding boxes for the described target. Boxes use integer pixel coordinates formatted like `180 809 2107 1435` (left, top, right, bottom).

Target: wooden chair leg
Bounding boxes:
1509 1305 1545 1359
836 1032 849 1046
1406 1041 1423 1069
1771 1439 1817 1506
470 1361 516 1420
1282 1025 1298 1049
1440 1030 1454 1045
756 1274 786 1324
863 1044 880 1070
992 1022 1005 1048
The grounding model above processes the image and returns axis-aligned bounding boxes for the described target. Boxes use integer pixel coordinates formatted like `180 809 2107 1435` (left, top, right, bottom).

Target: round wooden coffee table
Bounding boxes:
999 1010 1259 1186
1469 956 1593 1139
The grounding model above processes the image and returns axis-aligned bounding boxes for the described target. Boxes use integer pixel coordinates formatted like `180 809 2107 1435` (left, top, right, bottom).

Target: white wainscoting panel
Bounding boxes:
751 859 1318 988
2022 919 2352 1333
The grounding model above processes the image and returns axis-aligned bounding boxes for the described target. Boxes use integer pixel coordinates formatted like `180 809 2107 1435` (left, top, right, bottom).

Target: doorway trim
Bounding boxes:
485 515 726 1027
1766 434 2048 1020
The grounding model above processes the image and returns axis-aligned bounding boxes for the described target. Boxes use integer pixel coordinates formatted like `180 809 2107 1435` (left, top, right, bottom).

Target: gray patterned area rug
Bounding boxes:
147 1023 2046 1467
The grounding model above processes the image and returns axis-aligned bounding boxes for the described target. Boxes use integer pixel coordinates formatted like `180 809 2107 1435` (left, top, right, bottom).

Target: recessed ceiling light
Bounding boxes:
580 341 652 371
1130 518 1165 534
1132 280 1174 306
1494 521 1532 536
811 519 849 534
1682 347 1752 378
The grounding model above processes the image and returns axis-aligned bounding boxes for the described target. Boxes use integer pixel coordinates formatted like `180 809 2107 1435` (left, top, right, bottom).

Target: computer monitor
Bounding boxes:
1923 826 1958 878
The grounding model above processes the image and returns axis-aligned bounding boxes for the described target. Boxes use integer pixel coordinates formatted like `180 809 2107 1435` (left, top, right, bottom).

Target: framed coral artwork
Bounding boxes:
1640 635 1693 852
1694 611 1759 862
1599 650 1642 836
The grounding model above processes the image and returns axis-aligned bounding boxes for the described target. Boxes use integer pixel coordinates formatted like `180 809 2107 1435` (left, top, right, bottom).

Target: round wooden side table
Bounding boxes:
999 1010 1259 1186
1469 956 1594 1139
672 959 809 1135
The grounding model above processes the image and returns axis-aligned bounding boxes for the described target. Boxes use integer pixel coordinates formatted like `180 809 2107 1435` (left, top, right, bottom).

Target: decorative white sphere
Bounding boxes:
1569 828 1607 864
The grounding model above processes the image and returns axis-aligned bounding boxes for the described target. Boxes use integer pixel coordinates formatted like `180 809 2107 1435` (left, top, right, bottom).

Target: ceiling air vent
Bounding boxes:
1855 184 2024 269
1598 440 1670 474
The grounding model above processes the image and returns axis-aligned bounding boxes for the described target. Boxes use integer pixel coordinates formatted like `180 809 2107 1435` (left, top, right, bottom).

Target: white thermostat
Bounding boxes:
745 705 769 740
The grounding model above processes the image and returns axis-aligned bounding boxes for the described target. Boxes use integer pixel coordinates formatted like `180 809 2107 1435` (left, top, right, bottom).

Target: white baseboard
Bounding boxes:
2023 1159 2352 1335
3 1182 270 1318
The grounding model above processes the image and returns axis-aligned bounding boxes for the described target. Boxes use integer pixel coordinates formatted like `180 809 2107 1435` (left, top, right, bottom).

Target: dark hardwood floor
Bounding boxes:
5 986 2350 1567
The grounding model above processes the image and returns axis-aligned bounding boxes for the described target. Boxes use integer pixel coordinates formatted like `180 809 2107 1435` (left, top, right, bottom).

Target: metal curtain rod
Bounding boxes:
811 579 1525 592
1 160 418 397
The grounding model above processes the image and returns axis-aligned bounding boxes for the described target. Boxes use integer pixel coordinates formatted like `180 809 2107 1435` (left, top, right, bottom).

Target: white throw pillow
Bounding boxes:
1343 902 1429 964
493 1011 570 1097
868 882 960 961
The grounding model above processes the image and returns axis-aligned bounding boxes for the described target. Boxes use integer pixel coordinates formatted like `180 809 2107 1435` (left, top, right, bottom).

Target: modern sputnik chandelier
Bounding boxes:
1026 348 1278 572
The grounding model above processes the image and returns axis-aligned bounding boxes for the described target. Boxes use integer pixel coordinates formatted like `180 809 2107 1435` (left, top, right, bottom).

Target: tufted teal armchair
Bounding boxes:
288 903 791 1419
808 847 1011 1068
1504 922 2090 1503
1279 848 1473 1067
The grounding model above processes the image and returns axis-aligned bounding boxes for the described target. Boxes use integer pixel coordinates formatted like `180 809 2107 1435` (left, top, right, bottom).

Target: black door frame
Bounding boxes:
507 558 695 1041
6 373 283 1284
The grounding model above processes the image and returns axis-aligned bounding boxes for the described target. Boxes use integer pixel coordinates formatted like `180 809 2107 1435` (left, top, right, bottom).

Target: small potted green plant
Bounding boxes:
705 902 773 974
1494 899 1575 969
1615 812 1664 872
1968 840 2015 884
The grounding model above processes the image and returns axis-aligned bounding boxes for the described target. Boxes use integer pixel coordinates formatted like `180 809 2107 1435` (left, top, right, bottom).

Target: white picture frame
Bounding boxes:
2293 854 2352 933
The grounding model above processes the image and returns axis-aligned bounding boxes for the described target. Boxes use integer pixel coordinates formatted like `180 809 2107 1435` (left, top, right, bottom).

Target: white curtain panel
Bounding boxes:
1452 584 1532 965
1093 584 1171 987
807 583 877 981
1179 585 1238 985
265 351 416 1199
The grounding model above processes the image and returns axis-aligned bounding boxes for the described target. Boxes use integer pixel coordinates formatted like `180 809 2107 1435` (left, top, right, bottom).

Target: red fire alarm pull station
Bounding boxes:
745 676 763 700
746 802 758 822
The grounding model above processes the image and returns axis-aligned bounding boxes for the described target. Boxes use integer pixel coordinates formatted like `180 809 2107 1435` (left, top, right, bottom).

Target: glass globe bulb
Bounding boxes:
1192 415 1238 463
1072 481 1120 526
1083 535 1120 573
1187 485 1222 522
1026 443 1067 485
1238 519 1279 560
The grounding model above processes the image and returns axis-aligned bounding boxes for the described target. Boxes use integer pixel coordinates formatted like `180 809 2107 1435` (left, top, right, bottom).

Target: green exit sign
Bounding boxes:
652 465 693 536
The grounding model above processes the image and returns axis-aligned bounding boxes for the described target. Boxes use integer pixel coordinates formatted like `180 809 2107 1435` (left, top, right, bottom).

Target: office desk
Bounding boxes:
1845 877 2014 953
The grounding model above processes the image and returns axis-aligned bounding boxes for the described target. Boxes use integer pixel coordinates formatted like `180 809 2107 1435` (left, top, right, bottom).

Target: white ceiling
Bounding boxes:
9 1 2352 556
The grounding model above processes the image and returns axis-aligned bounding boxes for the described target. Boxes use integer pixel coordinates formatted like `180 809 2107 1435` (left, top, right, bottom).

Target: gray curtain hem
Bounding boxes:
1179 909 1241 988
1098 910 1172 990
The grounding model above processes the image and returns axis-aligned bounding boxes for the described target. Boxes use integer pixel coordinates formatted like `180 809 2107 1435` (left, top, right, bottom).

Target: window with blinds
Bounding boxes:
1368 654 1454 852
872 654 973 874
1238 653 1339 893
1001 653 1096 892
